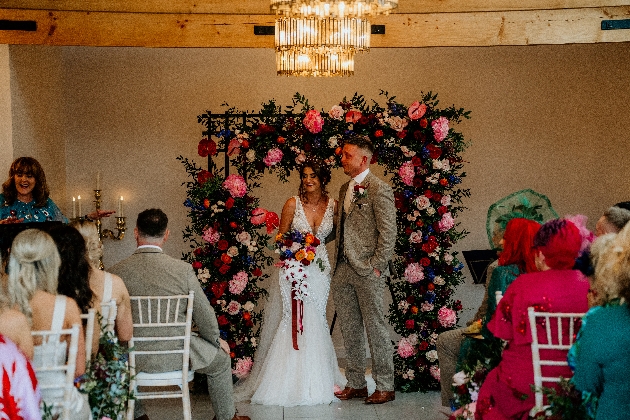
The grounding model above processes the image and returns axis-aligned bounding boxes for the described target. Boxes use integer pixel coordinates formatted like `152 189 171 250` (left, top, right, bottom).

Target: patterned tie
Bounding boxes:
344 179 356 214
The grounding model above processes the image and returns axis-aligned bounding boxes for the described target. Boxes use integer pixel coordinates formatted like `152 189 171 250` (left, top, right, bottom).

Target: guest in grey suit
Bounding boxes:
332 135 398 404
109 208 249 420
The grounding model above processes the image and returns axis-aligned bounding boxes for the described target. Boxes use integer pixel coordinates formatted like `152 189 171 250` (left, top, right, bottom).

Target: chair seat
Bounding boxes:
136 369 195 386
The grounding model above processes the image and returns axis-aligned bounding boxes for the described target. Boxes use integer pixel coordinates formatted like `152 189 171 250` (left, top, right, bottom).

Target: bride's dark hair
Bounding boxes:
298 158 331 202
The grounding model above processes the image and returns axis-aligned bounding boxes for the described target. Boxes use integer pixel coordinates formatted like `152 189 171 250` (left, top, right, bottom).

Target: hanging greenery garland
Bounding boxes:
180 91 471 391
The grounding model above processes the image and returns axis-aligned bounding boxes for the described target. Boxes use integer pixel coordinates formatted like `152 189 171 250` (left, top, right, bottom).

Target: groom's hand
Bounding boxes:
219 338 230 354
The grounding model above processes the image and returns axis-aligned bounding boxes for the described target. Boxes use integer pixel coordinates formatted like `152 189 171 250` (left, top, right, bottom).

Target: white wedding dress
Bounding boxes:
235 197 346 406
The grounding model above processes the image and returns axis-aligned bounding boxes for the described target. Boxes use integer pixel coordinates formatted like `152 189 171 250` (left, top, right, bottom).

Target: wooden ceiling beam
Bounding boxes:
1 7 630 47
3 0 630 14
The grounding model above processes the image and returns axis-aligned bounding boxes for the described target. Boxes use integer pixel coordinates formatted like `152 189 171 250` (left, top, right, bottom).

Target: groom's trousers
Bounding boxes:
332 260 394 392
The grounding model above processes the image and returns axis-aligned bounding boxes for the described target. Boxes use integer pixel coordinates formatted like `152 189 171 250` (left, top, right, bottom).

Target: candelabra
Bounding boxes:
93 189 126 269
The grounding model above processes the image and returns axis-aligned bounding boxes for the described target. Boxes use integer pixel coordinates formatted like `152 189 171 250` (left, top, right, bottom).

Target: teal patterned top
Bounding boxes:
0 193 68 223
569 299 629 420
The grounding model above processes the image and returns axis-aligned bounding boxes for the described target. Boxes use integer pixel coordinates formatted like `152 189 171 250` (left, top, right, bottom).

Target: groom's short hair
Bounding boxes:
137 208 168 239
345 135 374 157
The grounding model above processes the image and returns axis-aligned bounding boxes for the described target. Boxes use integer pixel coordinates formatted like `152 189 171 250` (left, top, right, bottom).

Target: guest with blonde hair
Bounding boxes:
0 251 34 358
569 223 630 420
70 220 133 343
7 228 90 419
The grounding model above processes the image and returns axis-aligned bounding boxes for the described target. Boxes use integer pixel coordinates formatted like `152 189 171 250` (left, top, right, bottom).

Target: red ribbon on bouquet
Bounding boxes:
291 285 304 351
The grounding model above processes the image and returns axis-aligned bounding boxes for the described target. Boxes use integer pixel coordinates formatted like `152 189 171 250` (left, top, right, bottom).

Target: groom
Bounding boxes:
332 135 397 404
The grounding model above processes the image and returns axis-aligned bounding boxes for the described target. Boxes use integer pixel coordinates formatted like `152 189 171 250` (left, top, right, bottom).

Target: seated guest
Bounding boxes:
0 334 42 420
595 204 630 236
475 218 589 420
0 304 34 360
7 229 90 419
109 209 249 420
70 220 133 343
49 225 101 358
569 224 630 420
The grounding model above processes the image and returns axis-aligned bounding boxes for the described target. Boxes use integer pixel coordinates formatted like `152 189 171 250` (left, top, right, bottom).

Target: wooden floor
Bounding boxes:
141 390 449 419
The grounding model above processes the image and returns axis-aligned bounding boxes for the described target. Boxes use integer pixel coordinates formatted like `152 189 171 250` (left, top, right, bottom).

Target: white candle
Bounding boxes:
119 196 124 217
72 197 76 219
78 195 82 216
96 172 101 190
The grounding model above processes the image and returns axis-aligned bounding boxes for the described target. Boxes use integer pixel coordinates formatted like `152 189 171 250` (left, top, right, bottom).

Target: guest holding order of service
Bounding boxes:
0 156 114 224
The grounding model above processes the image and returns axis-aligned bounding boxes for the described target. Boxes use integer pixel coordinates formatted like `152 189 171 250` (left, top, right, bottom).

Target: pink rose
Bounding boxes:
303 109 324 134
229 271 248 294
438 306 457 328
345 110 362 123
408 101 427 120
432 116 450 142
438 212 455 232
227 300 241 315
295 152 306 165
328 105 344 120
404 262 424 283
398 161 415 186
223 174 247 198
396 337 417 358
202 226 221 244
429 365 441 381
232 357 253 379
263 148 283 167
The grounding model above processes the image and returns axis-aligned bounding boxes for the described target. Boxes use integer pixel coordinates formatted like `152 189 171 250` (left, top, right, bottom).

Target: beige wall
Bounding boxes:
7 43 630 278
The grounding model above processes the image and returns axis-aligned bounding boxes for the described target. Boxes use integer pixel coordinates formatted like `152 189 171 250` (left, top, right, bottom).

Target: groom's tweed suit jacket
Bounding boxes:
335 171 397 276
110 247 221 373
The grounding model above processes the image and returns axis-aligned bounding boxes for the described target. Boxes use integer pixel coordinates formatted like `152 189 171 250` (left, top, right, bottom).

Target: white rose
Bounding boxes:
452 371 469 387
426 207 436 215
434 276 445 285
328 135 339 147
227 246 239 257
400 146 416 158
425 350 438 363
415 195 431 210
246 150 256 162
328 105 344 120
441 195 452 207
406 213 417 222
243 301 255 312
387 116 408 132
236 231 251 245
409 231 423 244
444 253 454 263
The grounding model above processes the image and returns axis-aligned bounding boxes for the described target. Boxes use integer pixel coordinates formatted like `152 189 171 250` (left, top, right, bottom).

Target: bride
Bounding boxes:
235 158 346 406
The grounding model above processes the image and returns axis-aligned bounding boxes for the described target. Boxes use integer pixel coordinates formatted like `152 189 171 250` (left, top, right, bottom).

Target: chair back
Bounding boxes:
31 324 80 420
101 299 118 333
127 291 194 420
80 308 96 364
528 306 585 409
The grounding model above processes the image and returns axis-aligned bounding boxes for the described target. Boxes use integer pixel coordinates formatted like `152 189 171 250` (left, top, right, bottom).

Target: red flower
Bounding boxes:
422 242 437 253
420 258 431 267
229 352 235 358
226 197 235 209
213 258 222 267
243 312 251 321
219 264 231 274
221 254 232 264
217 240 229 250
439 179 449 186
246 320 254 327
277 136 286 144
192 261 202 270
374 129 383 137
412 177 423 188
406 296 415 304
419 118 428 128
427 144 442 159
241 139 250 148
424 190 433 198
418 341 429 351
252 267 263 276
229 222 238 229
198 138 217 158
358 116 369 125
194 247 203 256
411 156 422 166
211 281 227 298
197 170 213 186
256 124 275 136
415 220 424 227
432 193 442 202
217 315 229 326
228 341 236 349
203 198 210 209
427 283 435 291
405 319 415 329
410 306 418 314
397 130 407 139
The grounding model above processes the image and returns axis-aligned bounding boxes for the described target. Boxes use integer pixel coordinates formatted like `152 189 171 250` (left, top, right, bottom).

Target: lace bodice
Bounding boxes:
292 196 334 242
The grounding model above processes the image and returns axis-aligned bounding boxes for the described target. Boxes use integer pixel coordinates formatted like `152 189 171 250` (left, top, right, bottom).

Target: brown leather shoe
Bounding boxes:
334 386 369 400
364 390 395 404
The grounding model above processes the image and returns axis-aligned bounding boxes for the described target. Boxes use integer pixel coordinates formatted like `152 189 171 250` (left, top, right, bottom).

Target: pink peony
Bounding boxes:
227 300 241 315
438 306 457 328
398 161 415 186
404 262 424 283
432 116 450 142
408 101 427 120
229 271 248 294
429 365 441 381
396 337 417 358
223 174 247 198
303 109 324 134
263 148 283 167
202 226 221 244
328 105 344 120
345 110 362 123
232 357 253 379
438 212 455 232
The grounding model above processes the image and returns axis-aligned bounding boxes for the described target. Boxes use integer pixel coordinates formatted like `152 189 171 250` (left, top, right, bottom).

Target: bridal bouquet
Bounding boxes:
273 229 324 350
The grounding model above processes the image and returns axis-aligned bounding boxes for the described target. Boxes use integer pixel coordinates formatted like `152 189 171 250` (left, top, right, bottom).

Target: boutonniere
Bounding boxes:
352 183 369 202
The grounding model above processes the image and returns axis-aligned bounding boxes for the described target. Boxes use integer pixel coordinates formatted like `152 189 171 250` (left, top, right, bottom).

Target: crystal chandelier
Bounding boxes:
271 0 398 18
276 50 355 77
275 17 370 54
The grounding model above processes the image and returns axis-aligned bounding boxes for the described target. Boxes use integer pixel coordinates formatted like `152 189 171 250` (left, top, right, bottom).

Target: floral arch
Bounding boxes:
178 91 471 392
